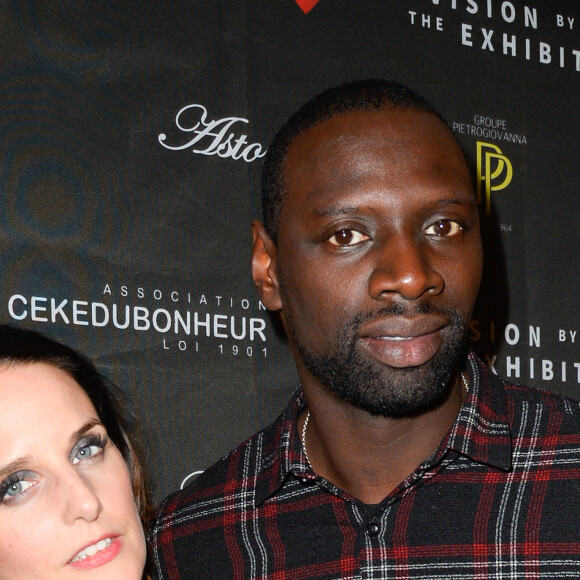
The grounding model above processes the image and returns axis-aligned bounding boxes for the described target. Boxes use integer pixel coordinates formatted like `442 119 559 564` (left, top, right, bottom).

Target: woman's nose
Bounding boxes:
61 469 103 525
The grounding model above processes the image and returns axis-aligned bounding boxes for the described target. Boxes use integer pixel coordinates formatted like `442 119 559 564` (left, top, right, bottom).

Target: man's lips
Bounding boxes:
357 316 447 368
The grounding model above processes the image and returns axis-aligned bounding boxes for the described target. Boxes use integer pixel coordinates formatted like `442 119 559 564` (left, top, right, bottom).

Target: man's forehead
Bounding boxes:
284 109 457 174
291 108 447 146
284 109 464 179
276 108 474 222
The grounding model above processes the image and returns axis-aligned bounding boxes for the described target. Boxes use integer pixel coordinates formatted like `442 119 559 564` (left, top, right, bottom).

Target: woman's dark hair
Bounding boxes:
0 324 153 524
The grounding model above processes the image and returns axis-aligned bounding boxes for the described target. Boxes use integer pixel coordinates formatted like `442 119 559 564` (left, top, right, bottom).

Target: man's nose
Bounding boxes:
367 235 445 301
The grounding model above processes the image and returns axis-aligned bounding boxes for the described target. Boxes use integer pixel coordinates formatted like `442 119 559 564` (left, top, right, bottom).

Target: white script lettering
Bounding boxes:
158 104 267 162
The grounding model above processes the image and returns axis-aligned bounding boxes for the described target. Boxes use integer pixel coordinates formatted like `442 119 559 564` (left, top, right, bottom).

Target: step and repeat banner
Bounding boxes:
1 0 578 502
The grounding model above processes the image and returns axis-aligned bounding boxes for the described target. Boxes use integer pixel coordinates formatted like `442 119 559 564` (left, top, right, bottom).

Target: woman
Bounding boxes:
0 324 152 579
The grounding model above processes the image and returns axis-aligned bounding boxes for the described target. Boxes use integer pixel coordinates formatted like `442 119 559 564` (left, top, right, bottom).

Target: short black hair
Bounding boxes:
261 79 453 243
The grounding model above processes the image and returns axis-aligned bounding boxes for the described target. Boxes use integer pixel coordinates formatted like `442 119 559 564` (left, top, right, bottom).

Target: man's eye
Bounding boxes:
328 228 369 247
424 220 462 237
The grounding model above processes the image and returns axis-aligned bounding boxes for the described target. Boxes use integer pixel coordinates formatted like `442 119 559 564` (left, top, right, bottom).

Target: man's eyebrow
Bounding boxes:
437 196 478 208
313 196 477 218
314 204 360 218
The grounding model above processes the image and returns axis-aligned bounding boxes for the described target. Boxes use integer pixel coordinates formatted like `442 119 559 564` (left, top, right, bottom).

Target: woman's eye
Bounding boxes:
328 228 369 247
71 435 107 465
0 472 38 504
72 444 103 465
424 220 462 237
6 480 34 498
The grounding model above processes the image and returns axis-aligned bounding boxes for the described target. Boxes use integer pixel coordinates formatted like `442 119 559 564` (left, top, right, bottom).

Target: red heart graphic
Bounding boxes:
295 0 319 14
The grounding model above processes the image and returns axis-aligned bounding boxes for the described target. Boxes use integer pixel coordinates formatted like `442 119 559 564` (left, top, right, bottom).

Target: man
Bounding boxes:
150 80 580 579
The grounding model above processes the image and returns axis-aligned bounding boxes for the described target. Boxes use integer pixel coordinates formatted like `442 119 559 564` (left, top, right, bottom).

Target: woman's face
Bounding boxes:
0 362 146 579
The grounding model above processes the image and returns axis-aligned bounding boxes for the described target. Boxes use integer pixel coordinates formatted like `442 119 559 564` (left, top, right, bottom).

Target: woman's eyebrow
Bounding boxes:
0 420 106 480
0 457 32 481
69 419 104 446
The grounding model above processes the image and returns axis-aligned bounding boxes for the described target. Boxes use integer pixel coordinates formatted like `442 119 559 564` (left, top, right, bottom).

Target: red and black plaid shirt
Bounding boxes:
150 353 580 579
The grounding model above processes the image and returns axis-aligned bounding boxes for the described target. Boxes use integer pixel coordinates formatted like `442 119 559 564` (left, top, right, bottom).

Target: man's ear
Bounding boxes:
251 220 283 311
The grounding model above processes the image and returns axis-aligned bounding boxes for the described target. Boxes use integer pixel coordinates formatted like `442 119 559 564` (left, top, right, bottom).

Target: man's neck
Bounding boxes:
299 377 465 505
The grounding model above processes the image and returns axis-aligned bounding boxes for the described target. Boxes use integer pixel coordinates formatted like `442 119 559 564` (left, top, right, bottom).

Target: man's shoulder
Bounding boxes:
499 376 580 410
495 375 580 431
152 421 277 526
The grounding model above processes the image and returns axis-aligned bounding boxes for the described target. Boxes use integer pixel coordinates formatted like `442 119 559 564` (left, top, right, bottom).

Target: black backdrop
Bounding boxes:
1 0 578 502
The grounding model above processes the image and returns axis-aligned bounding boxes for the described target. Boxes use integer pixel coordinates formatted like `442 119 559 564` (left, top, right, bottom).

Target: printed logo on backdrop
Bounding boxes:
476 142 513 215
7 286 270 359
468 321 580 388
159 104 266 162
449 112 580 391
181 471 204 489
294 0 320 14
452 115 523 216
408 2 578 72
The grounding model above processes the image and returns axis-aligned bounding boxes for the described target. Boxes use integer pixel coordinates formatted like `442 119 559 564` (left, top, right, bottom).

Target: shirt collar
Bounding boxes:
254 387 309 505
445 352 512 471
255 352 512 505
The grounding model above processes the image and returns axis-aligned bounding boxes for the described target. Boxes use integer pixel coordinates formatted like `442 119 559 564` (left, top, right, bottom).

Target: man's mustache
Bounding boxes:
347 300 459 329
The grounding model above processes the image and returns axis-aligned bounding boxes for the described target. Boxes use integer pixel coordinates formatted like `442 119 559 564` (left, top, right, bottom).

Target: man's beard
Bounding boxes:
289 303 470 418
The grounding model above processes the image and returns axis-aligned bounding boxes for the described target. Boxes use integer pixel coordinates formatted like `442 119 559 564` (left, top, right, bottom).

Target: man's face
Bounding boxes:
256 109 483 417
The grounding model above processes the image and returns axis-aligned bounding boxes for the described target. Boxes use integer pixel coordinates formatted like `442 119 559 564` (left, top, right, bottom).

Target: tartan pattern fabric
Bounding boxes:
150 353 580 579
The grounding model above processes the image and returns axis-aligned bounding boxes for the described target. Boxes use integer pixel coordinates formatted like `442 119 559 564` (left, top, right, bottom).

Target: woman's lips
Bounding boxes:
68 536 121 570
358 318 446 368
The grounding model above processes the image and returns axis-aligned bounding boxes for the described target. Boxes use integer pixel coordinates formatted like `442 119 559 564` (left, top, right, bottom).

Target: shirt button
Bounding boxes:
366 522 380 537
300 475 317 485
